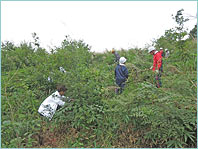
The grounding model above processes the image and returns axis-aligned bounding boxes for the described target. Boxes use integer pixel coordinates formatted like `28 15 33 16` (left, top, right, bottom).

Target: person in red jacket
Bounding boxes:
148 46 163 88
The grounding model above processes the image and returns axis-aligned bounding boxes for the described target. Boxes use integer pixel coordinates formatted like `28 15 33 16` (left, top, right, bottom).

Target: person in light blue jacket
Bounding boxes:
115 57 129 94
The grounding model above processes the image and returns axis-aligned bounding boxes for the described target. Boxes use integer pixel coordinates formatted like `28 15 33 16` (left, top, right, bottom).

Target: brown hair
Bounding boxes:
57 85 67 92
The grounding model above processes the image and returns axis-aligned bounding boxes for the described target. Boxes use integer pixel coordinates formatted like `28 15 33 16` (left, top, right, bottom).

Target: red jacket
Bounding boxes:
153 50 163 71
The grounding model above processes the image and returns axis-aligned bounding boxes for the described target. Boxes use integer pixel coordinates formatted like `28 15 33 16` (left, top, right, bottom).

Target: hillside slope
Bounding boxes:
1 35 197 148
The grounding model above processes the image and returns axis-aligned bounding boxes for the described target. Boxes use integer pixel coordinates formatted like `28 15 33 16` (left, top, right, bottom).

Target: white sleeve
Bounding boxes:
53 97 65 106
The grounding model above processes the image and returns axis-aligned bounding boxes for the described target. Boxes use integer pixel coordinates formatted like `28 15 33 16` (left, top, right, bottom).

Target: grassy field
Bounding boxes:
1 35 197 147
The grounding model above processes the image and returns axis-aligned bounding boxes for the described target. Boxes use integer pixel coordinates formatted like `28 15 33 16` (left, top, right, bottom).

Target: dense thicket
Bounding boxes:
1 11 197 148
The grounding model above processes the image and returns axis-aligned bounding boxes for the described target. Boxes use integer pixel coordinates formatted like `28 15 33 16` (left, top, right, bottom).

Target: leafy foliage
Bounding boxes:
1 10 197 148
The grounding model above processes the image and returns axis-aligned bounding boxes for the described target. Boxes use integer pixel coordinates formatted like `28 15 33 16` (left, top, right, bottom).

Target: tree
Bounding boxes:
189 24 197 39
172 9 189 33
31 32 40 51
1 41 15 51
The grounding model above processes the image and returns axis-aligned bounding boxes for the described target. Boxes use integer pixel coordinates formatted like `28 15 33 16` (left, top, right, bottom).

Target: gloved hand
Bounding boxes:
155 70 159 74
150 66 153 70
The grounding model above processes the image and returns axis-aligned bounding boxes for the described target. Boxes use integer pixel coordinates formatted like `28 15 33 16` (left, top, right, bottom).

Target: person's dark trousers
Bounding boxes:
116 79 126 94
155 71 162 88
161 60 164 72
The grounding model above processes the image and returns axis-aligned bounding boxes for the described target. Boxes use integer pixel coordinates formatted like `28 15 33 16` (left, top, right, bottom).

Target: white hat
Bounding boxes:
165 48 168 51
160 47 163 50
148 46 155 53
119 57 127 64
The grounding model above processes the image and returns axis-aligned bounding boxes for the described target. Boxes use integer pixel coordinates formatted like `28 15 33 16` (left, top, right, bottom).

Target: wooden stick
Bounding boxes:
190 80 197 88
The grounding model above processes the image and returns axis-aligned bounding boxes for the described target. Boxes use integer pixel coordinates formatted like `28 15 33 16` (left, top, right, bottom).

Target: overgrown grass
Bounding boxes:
1 37 197 148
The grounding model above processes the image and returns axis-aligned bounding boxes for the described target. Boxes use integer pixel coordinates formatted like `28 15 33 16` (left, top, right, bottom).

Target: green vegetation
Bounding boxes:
1 10 197 148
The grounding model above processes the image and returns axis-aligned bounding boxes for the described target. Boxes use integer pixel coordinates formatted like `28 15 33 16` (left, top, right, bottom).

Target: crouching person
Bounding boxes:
115 57 129 94
38 84 72 121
